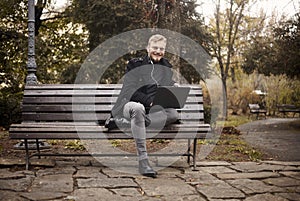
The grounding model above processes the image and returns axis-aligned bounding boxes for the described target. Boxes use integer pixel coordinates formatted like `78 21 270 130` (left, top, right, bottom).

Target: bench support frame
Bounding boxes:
23 138 199 171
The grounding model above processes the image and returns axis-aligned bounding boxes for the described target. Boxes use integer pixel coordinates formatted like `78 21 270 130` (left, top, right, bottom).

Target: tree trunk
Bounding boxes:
157 0 181 82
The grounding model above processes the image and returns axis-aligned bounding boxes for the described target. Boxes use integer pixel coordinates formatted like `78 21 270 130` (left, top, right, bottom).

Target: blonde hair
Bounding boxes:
148 34 167 46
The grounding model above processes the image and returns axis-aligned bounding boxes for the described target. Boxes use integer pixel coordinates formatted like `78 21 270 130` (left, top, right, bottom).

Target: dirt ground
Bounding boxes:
0 126 272 163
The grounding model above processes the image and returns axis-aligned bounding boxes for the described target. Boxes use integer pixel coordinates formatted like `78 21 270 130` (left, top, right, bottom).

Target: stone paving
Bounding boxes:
0 157 299 201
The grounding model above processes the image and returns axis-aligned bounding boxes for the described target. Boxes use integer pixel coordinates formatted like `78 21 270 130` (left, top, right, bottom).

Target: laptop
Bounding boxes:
152 86 190 108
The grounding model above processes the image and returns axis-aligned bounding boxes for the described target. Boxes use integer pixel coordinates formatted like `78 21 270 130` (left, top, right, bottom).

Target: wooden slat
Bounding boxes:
24 84 201 90
23 96 118 104
10 132 209 140
22 112 204 122
22 96 203 104
9 126 210 133
10 125 210 139
10 122 210 128
24 90 203 97
24 90 121 96
24 84 122 90
10 122 211 139
21 104 203 112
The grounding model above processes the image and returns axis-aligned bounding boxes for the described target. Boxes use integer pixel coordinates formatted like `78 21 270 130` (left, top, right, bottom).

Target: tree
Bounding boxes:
208 0 256 117
35 7 88 84
71 0 148 52
157 0 212 83
242 12 300 79
0 0 88 127
274 13 300 78
71 0 211 84
0 0 27 91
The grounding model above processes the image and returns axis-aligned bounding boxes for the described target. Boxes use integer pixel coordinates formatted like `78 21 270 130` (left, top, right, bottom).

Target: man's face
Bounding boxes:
147 40 166 62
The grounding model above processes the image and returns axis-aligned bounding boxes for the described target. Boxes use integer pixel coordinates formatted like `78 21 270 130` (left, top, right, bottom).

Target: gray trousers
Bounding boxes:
123 101 178 161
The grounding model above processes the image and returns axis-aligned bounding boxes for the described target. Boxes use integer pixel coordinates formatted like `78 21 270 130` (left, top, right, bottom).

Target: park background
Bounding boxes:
0 0 299 131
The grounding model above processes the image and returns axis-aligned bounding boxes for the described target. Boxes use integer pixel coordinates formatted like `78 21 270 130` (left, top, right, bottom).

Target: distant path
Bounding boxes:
237 118 300 161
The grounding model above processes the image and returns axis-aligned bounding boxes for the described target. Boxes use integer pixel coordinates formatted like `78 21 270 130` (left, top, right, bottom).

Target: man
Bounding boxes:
107 34 179 178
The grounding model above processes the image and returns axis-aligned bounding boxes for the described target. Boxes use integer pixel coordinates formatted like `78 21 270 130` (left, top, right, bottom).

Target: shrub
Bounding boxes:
0 90 23 129
204 105 219 128
265 74 300 115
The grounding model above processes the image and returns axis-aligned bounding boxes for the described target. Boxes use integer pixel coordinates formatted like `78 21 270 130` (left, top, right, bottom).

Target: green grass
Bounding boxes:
216 114 252 128
225 115 252 127
64 140 86 151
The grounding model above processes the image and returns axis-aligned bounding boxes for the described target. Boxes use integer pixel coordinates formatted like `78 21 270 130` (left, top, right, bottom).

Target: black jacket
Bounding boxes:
111 55 175 117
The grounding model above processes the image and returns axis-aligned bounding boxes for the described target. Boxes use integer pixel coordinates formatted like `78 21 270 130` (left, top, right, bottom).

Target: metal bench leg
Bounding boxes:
36 139 41 159
187 139 191 164
24 139 30 170
193 138 197 171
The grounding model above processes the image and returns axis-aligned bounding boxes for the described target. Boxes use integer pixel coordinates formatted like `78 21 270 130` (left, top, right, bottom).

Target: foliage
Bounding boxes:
110 139 122 147
71 0 148 51
226 71 300 116
226 68 300 117
204 105 219 128
71 0 211 84
0 90 23 129
242 13 300 79
227 70 263 115
264 74 300 115
0 0 88 128
64 140 86 151
223 115 251 127
35 13 88 84
0 0 28 91
0 0 28 128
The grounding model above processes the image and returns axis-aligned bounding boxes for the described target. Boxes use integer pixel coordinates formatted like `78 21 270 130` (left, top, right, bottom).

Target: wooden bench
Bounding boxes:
277 104 300 117
9 84 211 170
248 104 267 119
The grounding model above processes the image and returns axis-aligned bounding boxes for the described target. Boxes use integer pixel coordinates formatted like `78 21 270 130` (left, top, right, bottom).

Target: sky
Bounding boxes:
197 0 299 23
52 0 299 20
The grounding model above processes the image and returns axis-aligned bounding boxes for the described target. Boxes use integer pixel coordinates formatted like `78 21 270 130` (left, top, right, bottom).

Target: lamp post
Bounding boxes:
26 0 37 85
14 0 50 150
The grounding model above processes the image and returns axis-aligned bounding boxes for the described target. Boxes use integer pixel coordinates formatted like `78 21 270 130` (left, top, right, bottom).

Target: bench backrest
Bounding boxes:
21 84 205 125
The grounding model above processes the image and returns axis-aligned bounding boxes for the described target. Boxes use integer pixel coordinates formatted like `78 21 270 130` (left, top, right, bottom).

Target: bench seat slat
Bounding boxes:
11 122 210 128
21 104 204 112
22 112 204 121
10 132 209 140
11 125 209 133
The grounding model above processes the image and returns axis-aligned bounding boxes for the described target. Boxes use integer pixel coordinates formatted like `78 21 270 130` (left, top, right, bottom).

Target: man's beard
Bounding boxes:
151 53 163 62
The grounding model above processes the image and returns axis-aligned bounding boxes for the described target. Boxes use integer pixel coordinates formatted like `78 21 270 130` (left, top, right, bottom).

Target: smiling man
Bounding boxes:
106 34 179 177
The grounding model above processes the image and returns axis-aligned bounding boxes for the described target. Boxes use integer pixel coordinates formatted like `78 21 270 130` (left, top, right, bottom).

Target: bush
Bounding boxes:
265 74 300 115
204 105 219 128
227 72 259 115
0 90 23 129
227 71 300 116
